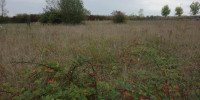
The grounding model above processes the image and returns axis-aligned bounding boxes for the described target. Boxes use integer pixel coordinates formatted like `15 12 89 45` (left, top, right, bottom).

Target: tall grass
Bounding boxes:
0 21 200 99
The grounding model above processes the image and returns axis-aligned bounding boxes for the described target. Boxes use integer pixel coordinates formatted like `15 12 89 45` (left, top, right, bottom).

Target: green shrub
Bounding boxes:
59 0 86 24
49 11 62 24
112 11 126 23
39 13 50 24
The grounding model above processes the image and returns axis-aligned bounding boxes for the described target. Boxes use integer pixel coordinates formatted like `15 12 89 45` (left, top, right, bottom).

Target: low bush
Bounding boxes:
112 11 126 23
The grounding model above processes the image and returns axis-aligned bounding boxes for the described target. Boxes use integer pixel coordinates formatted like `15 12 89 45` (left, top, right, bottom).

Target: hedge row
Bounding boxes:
0 14 40 24
1 14 200 24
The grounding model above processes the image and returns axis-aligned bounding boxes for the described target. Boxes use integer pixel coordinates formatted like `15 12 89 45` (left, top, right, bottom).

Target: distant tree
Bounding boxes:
190 2 200 15
149 15 156 19
0 0 8 17
129 13 137 20
112 11 126 23
138 9 144 17
161 5 171 17
175 6 183 16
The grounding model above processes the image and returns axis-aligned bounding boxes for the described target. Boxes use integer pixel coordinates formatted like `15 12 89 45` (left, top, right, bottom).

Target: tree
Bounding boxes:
39 12 50 23
161 5 171 17
41 0 86 24
49 11 62 24
190 2 200 15
84 9 91 16
40 0 60 24
0 0 8 17
45 0 60 11
138 9 144 17
59 0 86 24
175 7 183 16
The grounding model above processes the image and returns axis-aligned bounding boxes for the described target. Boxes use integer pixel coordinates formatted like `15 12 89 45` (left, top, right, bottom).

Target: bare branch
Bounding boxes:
0 0 8 17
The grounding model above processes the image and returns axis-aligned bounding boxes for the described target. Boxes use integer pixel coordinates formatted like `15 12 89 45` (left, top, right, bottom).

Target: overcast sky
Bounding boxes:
6 0 200 16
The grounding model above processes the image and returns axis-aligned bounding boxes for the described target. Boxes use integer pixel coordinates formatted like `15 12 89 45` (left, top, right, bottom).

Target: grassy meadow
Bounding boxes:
0 21 200 99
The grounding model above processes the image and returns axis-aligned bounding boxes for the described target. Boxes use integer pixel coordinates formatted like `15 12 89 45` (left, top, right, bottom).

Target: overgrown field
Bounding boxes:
0 21 200 99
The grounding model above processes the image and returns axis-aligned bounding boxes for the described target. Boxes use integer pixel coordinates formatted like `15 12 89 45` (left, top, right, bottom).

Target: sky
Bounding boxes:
6 0 200 16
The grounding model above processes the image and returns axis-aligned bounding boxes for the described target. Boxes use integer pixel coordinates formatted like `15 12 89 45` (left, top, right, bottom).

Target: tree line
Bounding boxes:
0 0 200 24
162 2 200 17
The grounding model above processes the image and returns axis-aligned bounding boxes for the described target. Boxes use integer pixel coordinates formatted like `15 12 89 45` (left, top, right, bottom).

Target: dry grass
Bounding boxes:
0 20 200 99
1 21 200 78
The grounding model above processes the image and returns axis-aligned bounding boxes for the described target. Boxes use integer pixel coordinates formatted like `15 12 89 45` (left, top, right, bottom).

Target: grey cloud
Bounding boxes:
5 0 200 16
6 0 46 16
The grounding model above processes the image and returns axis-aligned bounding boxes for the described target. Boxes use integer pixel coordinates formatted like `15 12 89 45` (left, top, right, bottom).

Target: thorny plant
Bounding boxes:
0 42 200 100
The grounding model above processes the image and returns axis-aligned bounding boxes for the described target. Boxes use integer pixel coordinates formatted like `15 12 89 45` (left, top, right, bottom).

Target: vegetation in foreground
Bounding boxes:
0 21 200 99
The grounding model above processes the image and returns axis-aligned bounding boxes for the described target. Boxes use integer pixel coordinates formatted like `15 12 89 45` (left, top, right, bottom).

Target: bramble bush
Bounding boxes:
0 42 200 99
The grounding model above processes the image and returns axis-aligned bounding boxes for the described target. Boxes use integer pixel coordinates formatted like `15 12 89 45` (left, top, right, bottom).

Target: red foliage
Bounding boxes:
98 79 105 82
123 91 127 95
132 58 136 62
48 78 55 83
89 73 98 77
29 77 33 79
116 58 120 62
163 89 168 93
51 78 55 82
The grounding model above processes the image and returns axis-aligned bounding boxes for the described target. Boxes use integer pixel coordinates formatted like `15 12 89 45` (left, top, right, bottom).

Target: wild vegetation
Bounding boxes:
161 5 171 17
1 0 200 24
0 21 200 99
39 0 87 24
112 11 126 23
175 7 183 17
0 0 200 99
190 1 200 15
